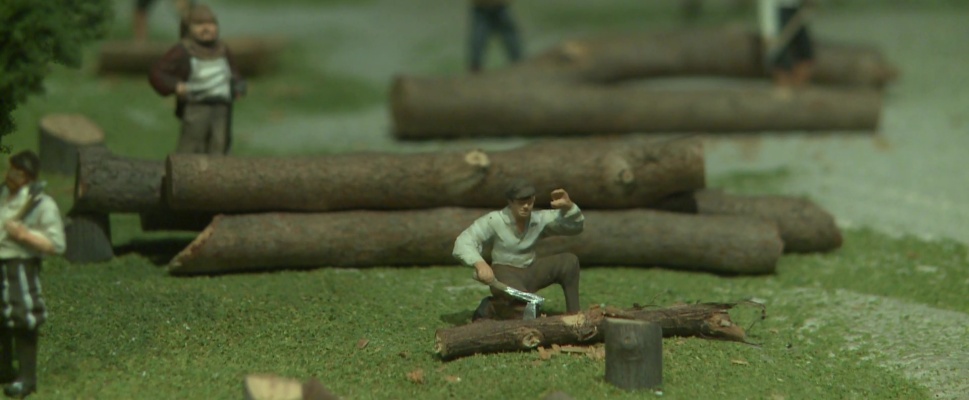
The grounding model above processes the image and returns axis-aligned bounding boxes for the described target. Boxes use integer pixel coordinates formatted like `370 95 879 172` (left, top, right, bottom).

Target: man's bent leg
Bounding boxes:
523 253 581 314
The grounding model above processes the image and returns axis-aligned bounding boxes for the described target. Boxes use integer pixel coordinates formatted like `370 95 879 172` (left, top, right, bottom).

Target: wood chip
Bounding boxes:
356 339 369 349
406 369 424 384
731 359 750 366
398 351 409 359
444 375 461 383
537 346 552 360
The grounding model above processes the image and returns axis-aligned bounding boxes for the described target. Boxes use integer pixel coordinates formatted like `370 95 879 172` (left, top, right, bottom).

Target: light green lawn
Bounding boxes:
4 0 966 398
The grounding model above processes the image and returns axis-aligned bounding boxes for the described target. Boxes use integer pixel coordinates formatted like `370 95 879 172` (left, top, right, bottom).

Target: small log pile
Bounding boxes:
70 134 841 272
391 27 897 139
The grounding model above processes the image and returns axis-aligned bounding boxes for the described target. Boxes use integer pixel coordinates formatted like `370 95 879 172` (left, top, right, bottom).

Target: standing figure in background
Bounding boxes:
468 0 523 74
133 0 194 41
149 4 247 155
0 151 66 398
759 0 816 88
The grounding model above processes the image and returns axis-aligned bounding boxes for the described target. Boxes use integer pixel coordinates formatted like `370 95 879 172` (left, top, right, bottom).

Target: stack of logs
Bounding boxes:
391 27 897 139
69 134 841 275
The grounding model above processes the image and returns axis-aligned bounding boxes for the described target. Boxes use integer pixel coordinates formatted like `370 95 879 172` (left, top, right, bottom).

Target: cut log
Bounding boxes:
97 37 283 76
604 319 662 391
655 190 843 253
391 79 882 139
497 27 897 87
164 136 705 212
434 302 751 360
63 210 114 264
167 208 782 275
38 114 105 176
73 146 166 214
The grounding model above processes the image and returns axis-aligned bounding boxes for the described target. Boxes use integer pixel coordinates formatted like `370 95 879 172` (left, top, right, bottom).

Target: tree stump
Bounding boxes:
38 114 105 176
604 319 663 391
63 210 113 264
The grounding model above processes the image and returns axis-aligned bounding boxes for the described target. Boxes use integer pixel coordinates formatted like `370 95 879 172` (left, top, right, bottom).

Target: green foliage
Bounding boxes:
0 0 113 151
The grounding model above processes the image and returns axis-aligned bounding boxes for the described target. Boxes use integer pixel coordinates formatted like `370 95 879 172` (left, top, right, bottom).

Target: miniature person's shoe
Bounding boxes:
3 381 35 398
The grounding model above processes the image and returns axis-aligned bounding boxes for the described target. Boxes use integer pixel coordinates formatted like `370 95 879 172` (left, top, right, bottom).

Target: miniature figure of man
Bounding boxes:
468 0 523 73
0 151 66 398
759 0 815 88
149 3 246 155
453 179 584 321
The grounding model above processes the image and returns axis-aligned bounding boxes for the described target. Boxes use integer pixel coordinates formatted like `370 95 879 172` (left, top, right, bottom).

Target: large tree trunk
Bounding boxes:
497 27 897 87
434 302 752 360
167 208 782 275
391 79 882 139
73 147 166 213
38 114 105 176
655 190 843 253
164 136 705 212
96 37 283 76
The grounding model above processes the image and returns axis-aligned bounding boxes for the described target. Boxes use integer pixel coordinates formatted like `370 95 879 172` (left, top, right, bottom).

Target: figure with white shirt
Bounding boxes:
453 179 584 321
759 0 816 88
149 4 247 154
0 151 66 398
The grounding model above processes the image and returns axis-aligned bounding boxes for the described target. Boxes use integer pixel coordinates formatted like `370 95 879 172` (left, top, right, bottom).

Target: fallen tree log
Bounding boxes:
167 208 782 275
434 302 754 361
164 136 705 212
495 27 897 87
97 37 283 76
655 189 842 253
73 146 165 214
391 80 882 139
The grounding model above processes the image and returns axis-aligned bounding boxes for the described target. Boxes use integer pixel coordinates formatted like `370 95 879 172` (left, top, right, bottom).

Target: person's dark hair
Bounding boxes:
9 150 40 180
504 178 536 201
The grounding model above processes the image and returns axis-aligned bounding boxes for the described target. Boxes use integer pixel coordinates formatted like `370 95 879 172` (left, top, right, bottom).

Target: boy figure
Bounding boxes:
468 0 523 73
453 179 584 321
0 151 66 398
759 0 816 88
149 3 246 155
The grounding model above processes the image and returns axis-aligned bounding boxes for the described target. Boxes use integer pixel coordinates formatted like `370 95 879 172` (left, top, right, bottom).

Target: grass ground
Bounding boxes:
5 0 968 399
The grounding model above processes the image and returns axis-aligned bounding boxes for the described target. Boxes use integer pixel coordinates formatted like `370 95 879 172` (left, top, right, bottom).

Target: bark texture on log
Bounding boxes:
165 136 705 212
167 208 781 275
391 79 882 139
73 147 165 214
97 37 283 76
434 303 749 360
656 190 843 253
38 114 105 176
63 210 114 264
498 28 897 87
604 319 662 391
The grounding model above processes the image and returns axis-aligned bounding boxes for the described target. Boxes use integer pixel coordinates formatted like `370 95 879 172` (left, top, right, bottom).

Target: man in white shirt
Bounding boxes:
453 179 584 321
759 0 816 88
0 151 66 398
